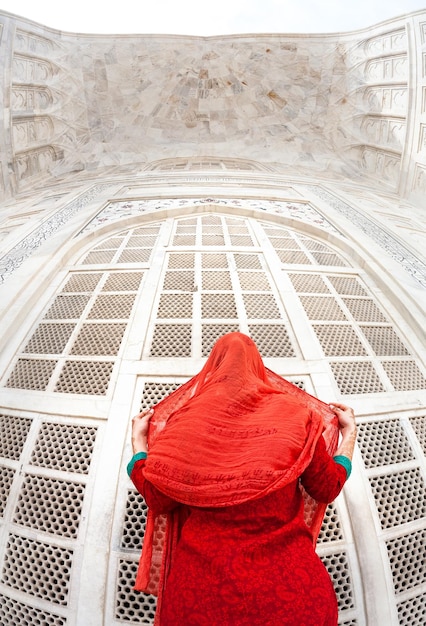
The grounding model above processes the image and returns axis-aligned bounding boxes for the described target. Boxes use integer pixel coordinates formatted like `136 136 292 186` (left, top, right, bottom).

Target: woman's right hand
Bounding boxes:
329 402 357 460
329 402 356 432
131 408 154 454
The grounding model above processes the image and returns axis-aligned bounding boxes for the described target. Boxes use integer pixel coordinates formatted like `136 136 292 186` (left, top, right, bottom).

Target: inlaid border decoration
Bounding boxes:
310 185 426 287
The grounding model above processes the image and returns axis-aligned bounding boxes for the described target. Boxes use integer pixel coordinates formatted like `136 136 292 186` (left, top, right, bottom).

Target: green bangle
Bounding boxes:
127 451 147 477
333 455 352 479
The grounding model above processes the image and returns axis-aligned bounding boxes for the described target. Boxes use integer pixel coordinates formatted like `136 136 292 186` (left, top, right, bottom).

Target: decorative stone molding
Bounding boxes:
13 145 60 181
363 85 407 114
0 185 112 283
79 197 340 236
15 29 58 56
310 186 426 287
12 54 55 83
11 85 53 112
364 28 407 56
12 116 54 150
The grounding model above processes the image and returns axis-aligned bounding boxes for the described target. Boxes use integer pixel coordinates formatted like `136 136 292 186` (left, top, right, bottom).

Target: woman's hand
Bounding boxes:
329 402 356 433
329 402 357 460
131 408 154 454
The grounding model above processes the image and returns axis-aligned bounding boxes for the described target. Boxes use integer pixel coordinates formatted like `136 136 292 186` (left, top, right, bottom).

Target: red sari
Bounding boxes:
129 332 345 625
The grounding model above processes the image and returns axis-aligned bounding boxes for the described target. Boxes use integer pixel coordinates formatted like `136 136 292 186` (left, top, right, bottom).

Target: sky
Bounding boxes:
0 1 425 36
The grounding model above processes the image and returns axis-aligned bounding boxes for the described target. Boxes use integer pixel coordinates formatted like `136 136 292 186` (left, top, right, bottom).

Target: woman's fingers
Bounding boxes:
133 408 154 420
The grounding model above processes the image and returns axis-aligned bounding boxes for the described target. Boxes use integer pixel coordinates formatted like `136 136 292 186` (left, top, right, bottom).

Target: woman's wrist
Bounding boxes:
335 425 357 460
132 437 148 455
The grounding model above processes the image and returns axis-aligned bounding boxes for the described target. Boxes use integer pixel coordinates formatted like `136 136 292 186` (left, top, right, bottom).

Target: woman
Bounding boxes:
127 332 357 625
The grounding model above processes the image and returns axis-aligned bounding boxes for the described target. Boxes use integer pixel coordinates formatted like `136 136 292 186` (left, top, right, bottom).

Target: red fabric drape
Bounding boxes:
135 332 338 595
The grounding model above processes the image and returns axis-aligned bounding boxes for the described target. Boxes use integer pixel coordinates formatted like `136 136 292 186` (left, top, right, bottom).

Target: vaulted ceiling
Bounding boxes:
1 10 426 203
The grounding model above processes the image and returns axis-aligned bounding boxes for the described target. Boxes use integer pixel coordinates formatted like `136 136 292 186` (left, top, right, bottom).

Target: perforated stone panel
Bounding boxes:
410 415 426 453
30 423 97 474
342 297 388 323
382 360 426 391
289 273 330 293
121 490 148 550
60 272 104 293
1 534 73 605
45 294 91 319
248 324 295 358
299 296 347 321
317 503 344 544
0 466 15 517
242 293 281 318
164 270 195 290
202 270 232 290
357 419 414 467
147 219 301 360
397 593 426 626
157 293 193 318
264 224 348 267
356 412 426 624
70 323 127 356
55 359 115 394
386 528 426 594
360 326 409 356
330 362 385 394
202 323 240 356
369 468 426 529
87 294 137 319
312 324 367 356
6 358 57 391
140 382 182 409
150 324 192 357
320 551 355 611
3 225 155 395
0 414 32 459
0 415 99 622
13 474 86 538
115 559 157 623
24 323 75 354
5 263 147 394
0 595 66 626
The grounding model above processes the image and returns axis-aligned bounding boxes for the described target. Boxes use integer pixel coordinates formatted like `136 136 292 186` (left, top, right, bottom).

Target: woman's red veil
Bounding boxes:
134 332 339 599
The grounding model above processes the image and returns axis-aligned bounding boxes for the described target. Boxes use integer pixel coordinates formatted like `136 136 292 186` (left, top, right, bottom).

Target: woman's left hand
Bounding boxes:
131 408 154 454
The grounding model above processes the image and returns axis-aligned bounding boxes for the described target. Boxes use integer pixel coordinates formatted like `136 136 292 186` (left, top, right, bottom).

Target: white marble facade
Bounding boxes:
0 8 425 626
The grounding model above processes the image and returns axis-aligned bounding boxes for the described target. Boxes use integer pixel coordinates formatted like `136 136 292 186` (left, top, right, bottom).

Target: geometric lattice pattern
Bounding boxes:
317 503 344 544
13 474 86 538
148 216 298 359
30 422 97 474
357 419 415 468
386 528 426 594
0 414 99 619
115 559 157 623
1 533 73 605
286 257 422 393
356 410 426 622
320 551 355 611
0 414 32 460
3 225 153 394
2 212 425 626
410 415 426 454
264 223 349 268
330 361 385 394
0 595 66 626
397 593 426 626
369 468 426 529
121 490 148 550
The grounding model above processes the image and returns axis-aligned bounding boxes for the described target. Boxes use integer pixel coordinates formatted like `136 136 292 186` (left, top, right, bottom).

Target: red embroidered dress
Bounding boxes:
128 333 350 625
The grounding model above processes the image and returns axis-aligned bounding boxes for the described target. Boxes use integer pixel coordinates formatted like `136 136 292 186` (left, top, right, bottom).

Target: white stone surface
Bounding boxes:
0 8 425 626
